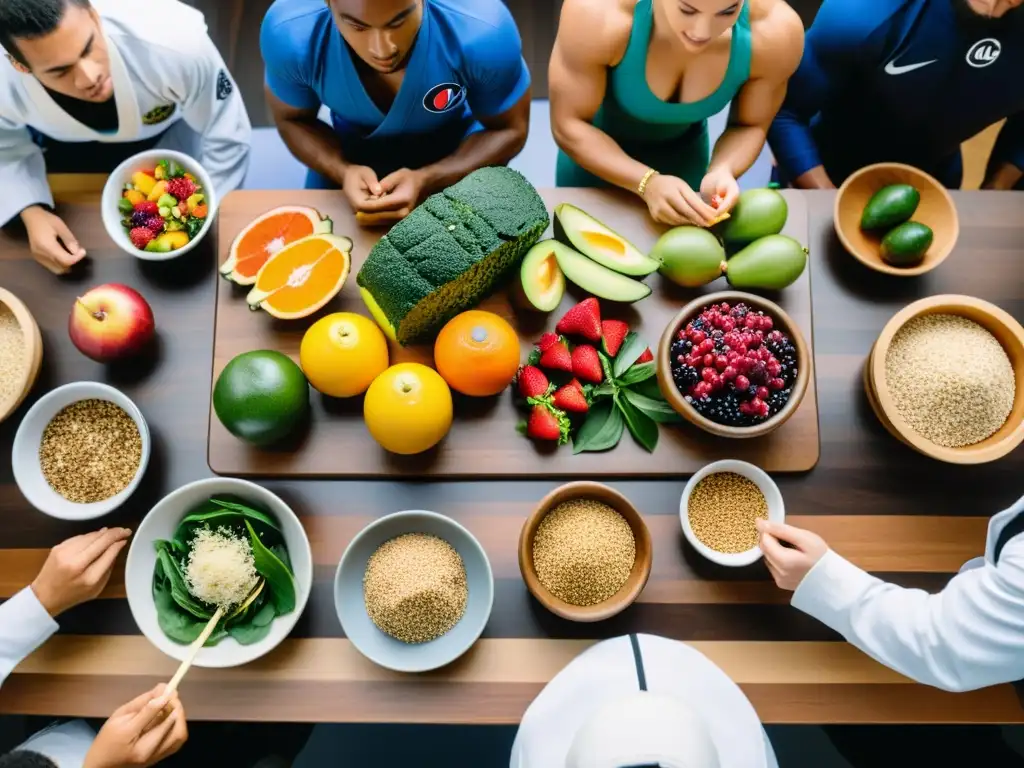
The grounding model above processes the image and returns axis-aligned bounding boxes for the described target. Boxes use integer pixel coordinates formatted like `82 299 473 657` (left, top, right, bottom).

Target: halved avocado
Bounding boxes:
548 241 652 303
518 240 566 312
553 204 659 277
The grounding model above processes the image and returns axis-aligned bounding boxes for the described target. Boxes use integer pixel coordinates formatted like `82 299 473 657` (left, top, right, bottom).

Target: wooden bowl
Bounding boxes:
868 295 1024 464
835 163 958 277
519 482 652 622
656 291 811 439
0 287 42 424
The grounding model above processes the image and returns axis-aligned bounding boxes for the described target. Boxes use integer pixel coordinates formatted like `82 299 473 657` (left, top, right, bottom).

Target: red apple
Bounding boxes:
69 283 155 362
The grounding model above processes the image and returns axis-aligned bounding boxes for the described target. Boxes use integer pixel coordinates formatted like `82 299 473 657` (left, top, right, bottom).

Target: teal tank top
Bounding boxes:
556 0 753 190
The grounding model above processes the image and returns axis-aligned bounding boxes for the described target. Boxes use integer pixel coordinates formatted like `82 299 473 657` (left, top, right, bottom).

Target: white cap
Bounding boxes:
565 691 721 768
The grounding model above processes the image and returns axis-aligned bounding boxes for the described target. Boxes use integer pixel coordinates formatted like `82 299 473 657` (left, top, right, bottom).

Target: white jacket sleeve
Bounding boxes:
0 587 59 690
164 35 251 196
792 540 1024 692
0 116 53 228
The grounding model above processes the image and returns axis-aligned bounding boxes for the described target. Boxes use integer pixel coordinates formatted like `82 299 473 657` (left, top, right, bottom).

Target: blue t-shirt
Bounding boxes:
261 0 530 177
768 0 1024 187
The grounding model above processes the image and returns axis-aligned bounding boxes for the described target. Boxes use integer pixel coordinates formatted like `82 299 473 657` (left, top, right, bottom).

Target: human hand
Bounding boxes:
756 520 828 591
700 167 741 217
84 684 188 768
21 205 87 274
31 527 132 617
341 165 384 214
355 168 427 224
641 173 719 227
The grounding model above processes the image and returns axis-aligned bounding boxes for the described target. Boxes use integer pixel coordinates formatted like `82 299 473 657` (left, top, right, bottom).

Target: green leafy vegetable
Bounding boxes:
617 362 656 387
623 389 683 424
612 332 646 378
573 400 625 454
615 393 659 452
598 350 614 382
118 197 134 215
186 216 205 240
246 521 296 614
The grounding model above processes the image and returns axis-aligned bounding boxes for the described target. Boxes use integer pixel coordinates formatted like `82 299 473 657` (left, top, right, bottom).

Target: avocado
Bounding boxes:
651 226 726 287
880 221 933 267
725 235 808 290
719 188 788 247
518 240 566 312
860 184 920 231
553 203 660 276
549 241 652 303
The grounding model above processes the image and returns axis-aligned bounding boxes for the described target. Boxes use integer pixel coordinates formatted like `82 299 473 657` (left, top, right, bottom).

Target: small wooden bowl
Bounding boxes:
868 295 1024 464
0 287 43 424
656 291 811 439
835 163 958 277
519 482 652 622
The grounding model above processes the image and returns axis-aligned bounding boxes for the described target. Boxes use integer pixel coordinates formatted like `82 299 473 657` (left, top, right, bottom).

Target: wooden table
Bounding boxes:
1 190 1022 725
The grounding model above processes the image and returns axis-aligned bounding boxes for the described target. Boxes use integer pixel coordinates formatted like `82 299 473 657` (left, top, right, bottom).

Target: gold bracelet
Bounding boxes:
637 168 658 197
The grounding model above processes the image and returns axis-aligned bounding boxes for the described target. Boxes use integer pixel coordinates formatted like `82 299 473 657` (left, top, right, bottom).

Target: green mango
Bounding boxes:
652 226 726 287
719 189 788 247
880 221 933 267
860 184 920 231
725 235 808 290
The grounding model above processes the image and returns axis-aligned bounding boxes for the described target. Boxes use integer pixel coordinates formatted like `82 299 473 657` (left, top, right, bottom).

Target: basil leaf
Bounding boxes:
246 521 296 615
618 361 657 387
598 350 614 382
616 393 659 453
613 332 645 378
630 376 664 400
573 400 625 454
623 389 683 424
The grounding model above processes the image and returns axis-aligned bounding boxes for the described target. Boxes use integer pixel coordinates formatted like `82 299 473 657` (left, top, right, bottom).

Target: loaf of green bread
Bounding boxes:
357 166 549 345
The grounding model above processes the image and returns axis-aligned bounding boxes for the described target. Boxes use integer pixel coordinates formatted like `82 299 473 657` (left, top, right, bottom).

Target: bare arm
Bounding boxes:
265 86 350 187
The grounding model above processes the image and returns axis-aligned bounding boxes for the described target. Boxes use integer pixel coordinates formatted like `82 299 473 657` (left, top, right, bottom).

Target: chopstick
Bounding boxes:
165 605 225 694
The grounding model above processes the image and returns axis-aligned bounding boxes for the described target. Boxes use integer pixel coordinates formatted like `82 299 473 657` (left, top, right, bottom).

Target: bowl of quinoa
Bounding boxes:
0 287 42 424
869 295 1024 464
12 381 151 520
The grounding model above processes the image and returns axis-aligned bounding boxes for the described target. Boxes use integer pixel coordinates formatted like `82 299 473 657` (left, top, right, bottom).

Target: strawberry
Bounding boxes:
520 403 571 444
636 348 654 364
538 338 573 373
553 380 588 413
129 227 155 250
517 365 550 399
556 297 602 342
601 319 630 357
571 344 603 383
133 200 159 215
166 177 197 202
536 332 560 352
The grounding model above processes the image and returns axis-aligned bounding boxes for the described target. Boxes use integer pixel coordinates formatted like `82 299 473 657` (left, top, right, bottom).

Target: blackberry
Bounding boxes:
672 365 700 391
731 305 749 320
670 339 688 358
690 395 714 416
130 210 151 228
703 391 752 427
690 317 706 332
749 361 769 385
767 388 792 416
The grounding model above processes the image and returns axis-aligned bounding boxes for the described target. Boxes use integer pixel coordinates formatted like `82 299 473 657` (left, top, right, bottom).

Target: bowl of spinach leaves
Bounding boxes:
125 477 312 668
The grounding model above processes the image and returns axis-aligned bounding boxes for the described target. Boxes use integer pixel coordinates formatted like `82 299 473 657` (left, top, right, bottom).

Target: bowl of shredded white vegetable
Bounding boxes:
125 477 312 668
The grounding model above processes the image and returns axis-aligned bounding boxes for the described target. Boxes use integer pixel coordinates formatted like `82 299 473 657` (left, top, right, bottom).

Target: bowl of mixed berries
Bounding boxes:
656 292 811 438
102 149 216 261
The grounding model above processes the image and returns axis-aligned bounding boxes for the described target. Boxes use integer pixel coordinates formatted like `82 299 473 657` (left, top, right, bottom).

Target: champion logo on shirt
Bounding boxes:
423 83 466 114
966 38 1001 68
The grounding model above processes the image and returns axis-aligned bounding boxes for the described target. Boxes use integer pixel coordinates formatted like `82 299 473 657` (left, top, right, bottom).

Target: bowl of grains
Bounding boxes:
868 295 1024 464
12 381 150 520
335 510 494 673
680 460 785 567
519 482 652 622
0 287 43 425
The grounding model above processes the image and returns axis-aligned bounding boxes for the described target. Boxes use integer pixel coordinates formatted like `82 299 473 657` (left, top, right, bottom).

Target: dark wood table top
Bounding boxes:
1 189 1022 725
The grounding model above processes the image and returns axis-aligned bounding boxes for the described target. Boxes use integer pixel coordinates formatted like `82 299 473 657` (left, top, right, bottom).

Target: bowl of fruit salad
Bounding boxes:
656 292 811 438
102 149 216 261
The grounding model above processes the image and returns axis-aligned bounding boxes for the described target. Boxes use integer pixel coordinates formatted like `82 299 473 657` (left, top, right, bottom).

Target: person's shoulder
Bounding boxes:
806 0 911 38
748 0 805 77
260 0 330 69
556 0 635 67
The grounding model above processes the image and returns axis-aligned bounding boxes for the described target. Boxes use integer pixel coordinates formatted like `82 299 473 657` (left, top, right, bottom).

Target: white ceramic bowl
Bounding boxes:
12 381 150 520
101 149 217 261
125 477 313 668
679 460 785 567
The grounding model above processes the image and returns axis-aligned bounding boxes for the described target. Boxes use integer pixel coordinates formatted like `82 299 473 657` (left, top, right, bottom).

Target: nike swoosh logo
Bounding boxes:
885 58 938 75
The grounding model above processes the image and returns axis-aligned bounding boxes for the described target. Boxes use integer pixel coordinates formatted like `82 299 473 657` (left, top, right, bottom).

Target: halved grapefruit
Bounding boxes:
221 206 333 285
246 234 353 320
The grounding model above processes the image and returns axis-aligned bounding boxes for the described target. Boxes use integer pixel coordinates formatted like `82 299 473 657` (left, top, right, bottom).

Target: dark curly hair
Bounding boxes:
0 751 59 768
0 0 92 65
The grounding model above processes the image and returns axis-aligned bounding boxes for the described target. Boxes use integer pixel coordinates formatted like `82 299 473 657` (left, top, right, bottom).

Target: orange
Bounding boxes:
245 234 353 320
433 310 520 397
221 206 333 285
363 363 453 455
300 313 390 398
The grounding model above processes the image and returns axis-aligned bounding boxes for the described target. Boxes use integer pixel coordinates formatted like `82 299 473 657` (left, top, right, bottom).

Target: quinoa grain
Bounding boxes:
39 399 142 503
688 472 768 554
0 303 25 407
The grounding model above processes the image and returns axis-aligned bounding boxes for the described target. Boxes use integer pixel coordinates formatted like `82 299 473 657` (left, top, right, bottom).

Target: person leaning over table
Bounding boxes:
511 633 781 768
260 0 531 225
0 0 252 275
548 0 803 228
0 527 190 768
767 0 1024 190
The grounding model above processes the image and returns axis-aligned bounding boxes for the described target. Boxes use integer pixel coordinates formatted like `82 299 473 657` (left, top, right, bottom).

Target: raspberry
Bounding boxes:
735 375 750 391
130 227 155 250
166 177 196 202
145 215 166 234
133 200 159 215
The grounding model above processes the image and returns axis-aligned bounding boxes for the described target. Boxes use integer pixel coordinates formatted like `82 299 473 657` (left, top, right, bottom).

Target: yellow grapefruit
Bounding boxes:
246 234 353 320
364 363 453 455
221 206 333 285
300 313 389 398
